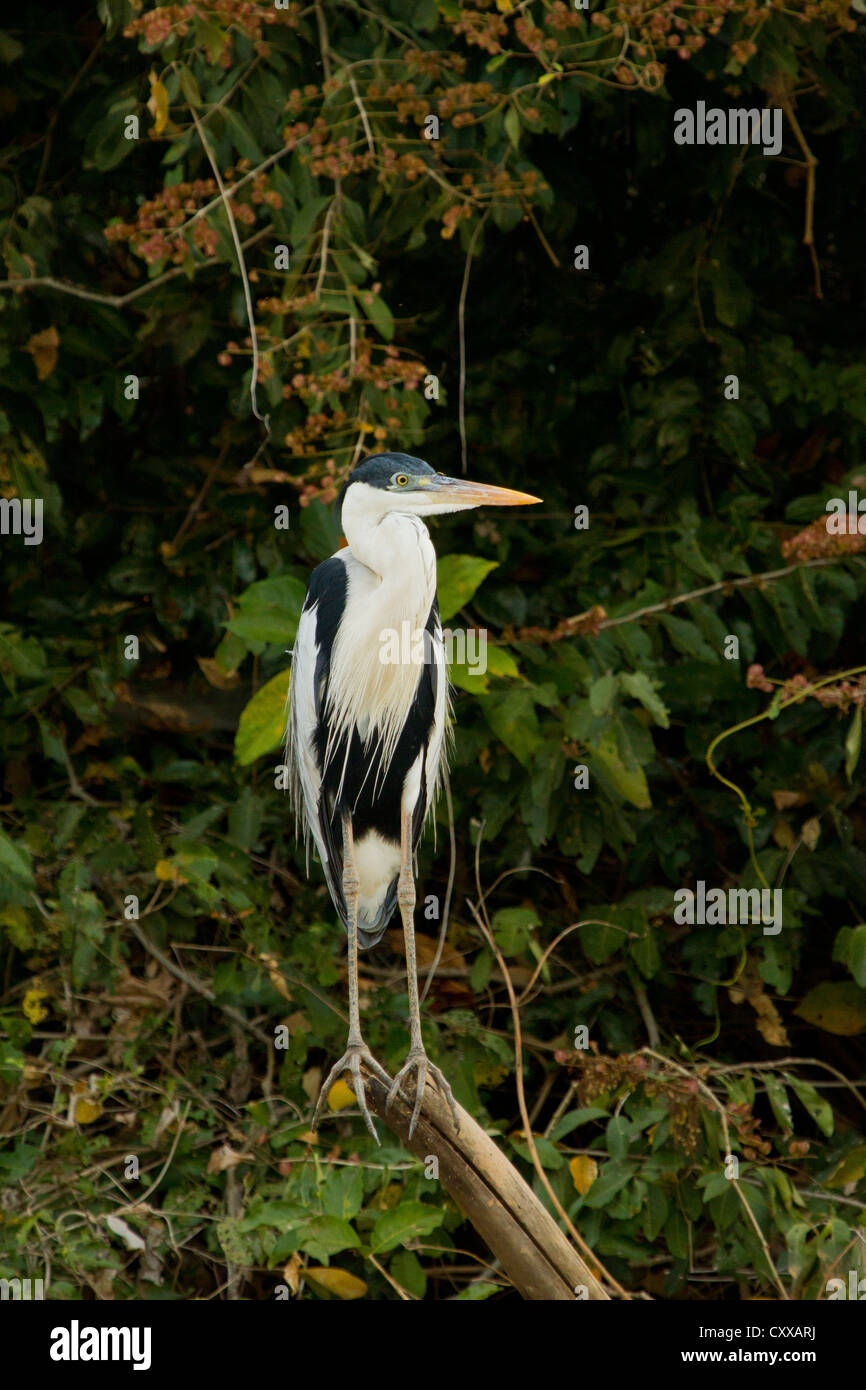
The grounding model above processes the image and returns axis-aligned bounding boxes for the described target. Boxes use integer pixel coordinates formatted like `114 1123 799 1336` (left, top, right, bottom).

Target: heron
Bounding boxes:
285 452 540 1139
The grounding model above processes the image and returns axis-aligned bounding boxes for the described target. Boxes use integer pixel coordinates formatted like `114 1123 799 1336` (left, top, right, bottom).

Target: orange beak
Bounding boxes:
424 476 542 507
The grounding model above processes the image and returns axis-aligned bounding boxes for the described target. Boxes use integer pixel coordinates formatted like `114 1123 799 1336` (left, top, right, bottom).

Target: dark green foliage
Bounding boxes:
1 0 865 1302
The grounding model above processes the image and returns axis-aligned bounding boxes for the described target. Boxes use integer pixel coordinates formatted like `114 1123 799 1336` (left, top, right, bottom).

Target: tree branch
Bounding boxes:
357 1072 610 1300
512 556 845 645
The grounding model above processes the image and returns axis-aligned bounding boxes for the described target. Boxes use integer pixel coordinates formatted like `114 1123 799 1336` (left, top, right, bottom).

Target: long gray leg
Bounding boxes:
313 813 390 1142
386 807 460 1140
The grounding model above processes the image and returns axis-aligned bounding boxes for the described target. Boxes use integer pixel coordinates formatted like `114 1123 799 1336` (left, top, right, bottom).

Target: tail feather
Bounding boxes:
356 875 398 949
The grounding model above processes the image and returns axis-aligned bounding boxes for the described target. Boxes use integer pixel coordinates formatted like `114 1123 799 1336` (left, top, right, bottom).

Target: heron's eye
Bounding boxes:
393 473 409 487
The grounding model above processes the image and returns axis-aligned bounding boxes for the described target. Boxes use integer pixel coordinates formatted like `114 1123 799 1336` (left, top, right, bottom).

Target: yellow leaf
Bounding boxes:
328 1079 356 1111
82 761 118 782
301 1066 322 1103
22 985 49 1024
74 1098 103 1124
305 1267 367 1300
494 0 514 11
728 958 789 1048
147 69 169 136
258 951 292 1001
25 326 59 380
196 657 239 690
0 906 32 950
473 1060 508 1087
207 1144 252 1173
569 1154 598 1194
801 816 821 851
283 1253 302 1296
372 1182 403 1211
825 1145 866 1189
538 73 557 87
155 858 186 883
795 981 866 1036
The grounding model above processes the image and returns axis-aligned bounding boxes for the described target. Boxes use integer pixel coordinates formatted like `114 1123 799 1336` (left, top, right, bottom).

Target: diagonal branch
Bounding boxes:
358 1071 610 1300
513 556 847 646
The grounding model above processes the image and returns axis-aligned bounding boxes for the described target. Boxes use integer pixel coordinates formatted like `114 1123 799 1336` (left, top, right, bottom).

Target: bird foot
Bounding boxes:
386 1047 460 1141
312 1041 391 1144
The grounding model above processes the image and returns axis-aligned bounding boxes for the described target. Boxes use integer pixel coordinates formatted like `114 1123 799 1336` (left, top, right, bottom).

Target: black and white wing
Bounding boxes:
285 555 349 924
416 596 449 840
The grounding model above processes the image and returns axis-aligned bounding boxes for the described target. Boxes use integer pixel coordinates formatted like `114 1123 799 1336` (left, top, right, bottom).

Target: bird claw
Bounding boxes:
386 1047 460 1141
312 1041 391 1144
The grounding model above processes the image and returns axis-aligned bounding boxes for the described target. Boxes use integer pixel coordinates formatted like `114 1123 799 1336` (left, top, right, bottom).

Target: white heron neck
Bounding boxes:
326 488 439 773
341 484 436 599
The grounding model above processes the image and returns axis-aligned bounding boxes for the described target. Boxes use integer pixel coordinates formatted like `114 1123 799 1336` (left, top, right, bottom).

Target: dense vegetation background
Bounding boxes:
1 0 866 1302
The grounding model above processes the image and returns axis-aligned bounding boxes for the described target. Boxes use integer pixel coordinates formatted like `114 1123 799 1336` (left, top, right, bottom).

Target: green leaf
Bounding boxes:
657 613 718 663
234 669 290 766
228 788 263 850
469 948 492 993
836 924 866 988
454 1280 500 1300
227 575 306 645
297 1215 361 1262
239 1200 305 1231
588 726 651 809
620 671 669 728
437 554 498 622
605 1115 630 1159
492 905 539 956
785 1074 834 1137
548 1107 609 1142
785 1222 812 1279
485 646 520 679
0 31 24 63
509 1135 563 1169
0 830 34 885
222 108 264 164
845 705 862 782
196 19 226 66
664 1207 689 1259
364 293 395 341
299 498 341 560
370 1200 443 1253
290 195 332 246
764 1074 793 1133
588 673 618 717
582 1159 639 1209
504 105 520 149
629 922 660 979
448 639 519 694
390 1249 426 1298
0 624 46 684
322 1165 364 1222
707 258 752 328
177 64 201 107
643 1185 669 1242
214 630 247 674
477 688 541 767
0 1140 40 1181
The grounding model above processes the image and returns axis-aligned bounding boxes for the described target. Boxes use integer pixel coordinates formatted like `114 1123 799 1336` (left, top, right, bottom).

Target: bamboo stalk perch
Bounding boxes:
358 1070 610 1301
